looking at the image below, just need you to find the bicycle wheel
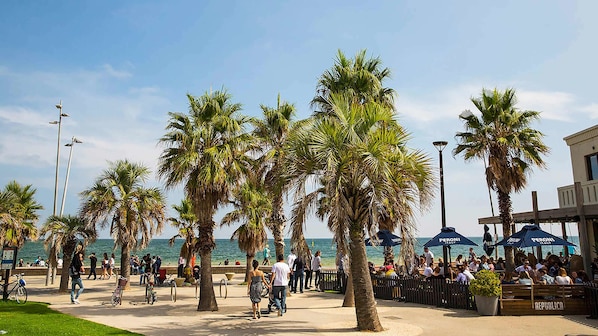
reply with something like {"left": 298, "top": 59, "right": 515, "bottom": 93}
{"left": 261, "top": 284, "right": 270, "bottom": 298}
{"left": 15, "top": 286, "right": 27, "bottom": 304}
{"left": 219, "top": 278, "right": 227, "bottom": 299}
{"left": 170, "top": 282, "right": 177, "bottom": 302}
{"left": 111, "top": 289, "right": 120, "bottom": 307}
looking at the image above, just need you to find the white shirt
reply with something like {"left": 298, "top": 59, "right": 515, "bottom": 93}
{"left": 555, "top": 275, "right": 572, "bottom": 285}
{"left": 312, "top": 255, "right": 321, "bottom": 271}
{"left": 423, "top": 250, "right": 434, "bottom": 266}
{"left": 271, "top": 261, "right": 291, "bottom": 286}
{"left": 515, "top": 265, "right": 532, "bottom": 273}
{"left": 463, "top": 269, "right": 475, "bottom": 281}
{"left": 287, "top": 253, "right": 297, "bottom": 270}
{"left": 423, "top": 266, "right": 433, "bottom": 277}
{"left": 468, "top": 261, "right": 479, "bottom": 272}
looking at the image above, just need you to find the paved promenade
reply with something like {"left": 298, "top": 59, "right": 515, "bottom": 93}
{"left": 21, "top": 274, "right": 598, "bottom": 336}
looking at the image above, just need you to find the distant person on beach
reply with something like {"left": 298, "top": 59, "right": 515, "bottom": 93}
{"left": 224, "top": 258, "right": 230, "bottom": 265}
{"left": 18, "top": 258, "right": 23, "bottom": 267}
{"left": 312, "top": 250, "right": 322, "bottom": 290}
{"left": 248, "top": 259, "right": 269, "bottom": 319}
{"left": 270, "top": 254, "right": 291, "bottom": 316}
{"left": 178, "top": 256, "right": 185, "bottom": 278}
{"left": 87, "top": 253, "right": 97, "bottom": 280}
{"left": 109, "top": 253, "right": 115, "bottom": 279}
{"left": 262, "top": 245, "right": 271, "bottom": 265}
{"left": 101, "top": 253, "right": 109, "bottom": 280}
{"left": 423, "top": 247, "right": 434, "bottom": 267}
{"left": 292, "top": 255, "right": 305, "bottom": 293}
{"left": 235, "top": 260, "right": 241, "bottom": 265}
{"left": 287, "top": 248, "right": 297, "bottom": 292}
{"left": 304, "top": 250, "right": 313, "bottom": 289}
{"left": 70, "top": 251, "right": 85, "bottom": 304}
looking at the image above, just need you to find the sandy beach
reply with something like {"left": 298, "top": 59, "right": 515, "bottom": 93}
{"left": 17, "top": 274, "right": 598, "bottom": 336}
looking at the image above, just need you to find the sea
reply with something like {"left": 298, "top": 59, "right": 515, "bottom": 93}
{"left": 15, "top": 235, "right": 580, "bottom": 268}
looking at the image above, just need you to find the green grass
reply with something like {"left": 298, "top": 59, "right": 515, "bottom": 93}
{"left": 0, "top": 301, "right": 141, "bottom": 335}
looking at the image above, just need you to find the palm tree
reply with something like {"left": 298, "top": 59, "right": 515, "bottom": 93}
{"left": 311, "top": 49, "right": 395, "bottom": 116}
{"left": 168, "top": 198, "right": 199, "bottom": 282}
{"left": 252, "top": 94, "right": 296, "bottom": 258}
{"left": 40, "top": 215, "right": 96, "bottom": 292}
{"left": 287, "top": 93, "right": 434, "bottom": 331}
{"left": 221, "top": 171, "right": 271, "bottom": 283}
{"left": 0, "top": 181, "right": 42, "bottom": 248}
{"left": 80, "top": 160, "right": 166, "bottom": 288}
{"left": 158, "top": 89, "right": 252, "bottom": 311}
{"left": 453, "top": 88, "right": 549, "bottom": 273}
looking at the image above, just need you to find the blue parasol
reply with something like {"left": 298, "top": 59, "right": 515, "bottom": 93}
{"left": 365, "top": 230, "right": 402, "bottom": 246}
{"left": 423, "top": 227, "right": 478, "bottom": 247}
{"left": 495, "top": 224, "right": 575, "bottom": 248}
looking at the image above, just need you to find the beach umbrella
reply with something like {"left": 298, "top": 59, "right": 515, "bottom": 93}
{"left": 423, "top": 227, "right": 478, "bottom": 248}
{"left": 495, "top": 224, "right": 576, "bottom": 248}
{"left": 365, "top": 230, "right": 402, "bottom": 246}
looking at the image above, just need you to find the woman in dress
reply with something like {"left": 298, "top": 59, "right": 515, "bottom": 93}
{"left": 555, "top": 267, "right": 573, "bottom": 284}
{"left": 247, "top": 259, "right": 269, "bottom": 319}
{"left": 109, "top": 253, "right": 116, "bottom": 279}
{"left": 101, "top": 253, "right": 109, "bottom": 280}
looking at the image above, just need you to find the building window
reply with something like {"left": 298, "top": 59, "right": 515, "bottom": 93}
{"left": 587, "top": 153, "right": 598, "bottom": 180}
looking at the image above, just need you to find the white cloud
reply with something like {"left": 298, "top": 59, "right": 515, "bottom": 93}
{"left": 102, "top": 64, "right": 132, "bottom": 79}
{"left": 517, "top": 90, "right": 576, "bottom": 121}
{"left": 580, "top": 103, "right": 598, "bottom": 119}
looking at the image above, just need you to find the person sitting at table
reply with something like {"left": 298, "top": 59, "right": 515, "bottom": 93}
{"left": 428, "top": 266, "right": 445, "bottom": 280}
{"left": 423, "top": 262, "right": 433, "bottom": 278}
{"left": 455, "top": 254, "right": 464, "bottom": 266}
{"left": 455, "top": 265, "right": 469, "bottom": 284}
{"left": 500, "top": 271, "right": 516, "bottom": 284}
{"left": 495, "top": 257, "right": 506, "bottom": 271}
{"left": 479, "top": 256, "right": 491, "bottom": 271}
{"left": 468, "top": 258, "right": 480, "bottom": 273}
{"left": 515, "top": 260, "right": 533, "bottom": 273}
{"left": 517, "top": 271, "right": 533, "bottom": 285}
{"left": 555, "top": 267, "right": 573, "bottom": 285}
{"left": 537, "top": 268, "right": 554, "bottom": 285}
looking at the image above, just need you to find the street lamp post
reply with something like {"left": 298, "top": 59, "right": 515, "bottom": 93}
{"left": 433, "top": 140, "right": 449, "bottom": 277}
{"left": 47, "top": 100, "right": 69, "bottom": 286}
{"left": 59, "top": 137, "right": 83, "bottom": 217}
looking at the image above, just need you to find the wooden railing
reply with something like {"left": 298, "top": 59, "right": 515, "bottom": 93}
{"left": 500, "top": 283, "right": 589, "bottom": 315}
{"left": 557, "top": 180, "right": 598, "bottom": 208}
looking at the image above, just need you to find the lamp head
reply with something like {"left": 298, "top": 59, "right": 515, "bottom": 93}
{"left": 433, "top": 141, "right": 448, "bottom": 152}
{"left": 73, "top": 137, "right": 82, "bottom": 144}
{"left": 459, "top": 110, "right": 474, "bottom": 119}
{"left": 55, "top": 104, "right": 62, "bottom": 109}
{"left": 60, "top": 113, "right": 69, "bottom": 117}
{"left": 49, "top": 121, "right": 59, "bottom": 125}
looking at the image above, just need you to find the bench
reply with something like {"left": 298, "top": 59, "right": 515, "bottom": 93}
{"left": 500, "top": 284, "right": 588, "bottom": 315}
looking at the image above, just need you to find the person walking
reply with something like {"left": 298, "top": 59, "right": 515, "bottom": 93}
{"left": 312, "top": 250, "right": 322, "bottom": 291}
{"left": 248, "top": 259, "right": 269, "bottom": 319}
{"left": 177, "top": 255, "right": 185, "bottom": 278}
{"left": 262, "top": 245, "right": 271, "bottom": 265}
{"left": 287, "top": 249, "right": 297, "bottom": 293}
{"left": 292, "top": 255, "right": 305, "bottom": 293}
{"left": 270, "top": 254, "right": 291, "bottom": 316}
{"left": 70, "top": 251, "right": 85, "bottom": 304}
{"left": 87, "top": 253, "right": 97, "bottom": 280}
{"left": 109, "top": 253, "right": 115, "bottom": 279}
{"left": 304, "top": 250, "right": 313, "bottom": 289}
{"left": 101, "top": 253, "right": 109, "bottom": 280}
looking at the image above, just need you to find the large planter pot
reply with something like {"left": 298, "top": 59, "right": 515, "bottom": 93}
{"left": 475, "top": 295, "right": 498, "bottom": 316}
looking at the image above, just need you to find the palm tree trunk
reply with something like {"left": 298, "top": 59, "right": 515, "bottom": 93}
{"left": 342, "top": 270, "right": 355, "bottom": 307}
{"left": 197, "top": 219, "right": 218, "bottom": 311}
{"left": 59, "top": 241, "right": 76, "bottom": 292}
{"left": 349, "top": 228, "right": 383, "bottom": 331}
{"left": 185, "top": 245, "right": 194, "bottom": 283}
{"left": 497, "top": 189, "right": 515, "bottom": 273}
{"left": 270, "top": 197, "right": 286, "bottom": 259}
{"left": 245, "top": 254, "right": 253, "bottom": 283}
{"left": 120, "top": 244, "right": 131, "bottom": 289}
{"left": 383, "top": 246, "right": 394, "bottom": 265}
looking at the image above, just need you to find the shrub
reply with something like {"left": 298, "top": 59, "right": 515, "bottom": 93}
{"left": 469, "top": 270, "right": 501, "bottom": 297}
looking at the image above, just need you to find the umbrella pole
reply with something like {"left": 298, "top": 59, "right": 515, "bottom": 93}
{"left": 448, "top": 246, "right": 453, "bottom": 281}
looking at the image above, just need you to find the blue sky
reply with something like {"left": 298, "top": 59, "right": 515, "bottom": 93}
{"left": 1, "top": 1, "right": 597, "bottom": 240}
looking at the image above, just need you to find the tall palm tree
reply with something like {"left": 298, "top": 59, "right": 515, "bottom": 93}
{"left": 252, "top": 94, "right": 296, "bottom": 258}
{"left": 311, "top": 49, "right": 395, "bottom": 116}
{"left": 158, "top": 89, "right": 252, "bottom": 311}
{"left": 221, "top": 171, "right": 271, "bottom": 283}
{"left": 453, "top": 88, "right": 549, "bottom": 273}
{"left": 40, "top": 215, "right": 96, "bottom": 292}
{"left": 80, "top": 160, "right": 166, "bottom": 288}
{"left": 168, "top": 198, "right": 199, "bottom": 282}
{"left": 0, "top": 181, "right": 42, "bottom": 248}
{"left": 287, "top": 93, "right": 434, "bottom": 331}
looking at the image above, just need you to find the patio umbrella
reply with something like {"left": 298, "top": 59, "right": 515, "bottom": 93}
{"left": 495, "top": 224, "right": 575, "bottom": 248}
{"left": 365, "top": 230, "right": 402, "bottom": 246}
{"left": 423, "top": 227, "right": 478, "bottom": 248}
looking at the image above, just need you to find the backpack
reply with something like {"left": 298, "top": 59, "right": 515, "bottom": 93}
{"left": 70, "top": 264, "right": 80, "bottom": 278}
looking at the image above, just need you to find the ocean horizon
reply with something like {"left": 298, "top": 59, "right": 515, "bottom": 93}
{"left": 16, "top": 235, "right": 580, "bottom": 269}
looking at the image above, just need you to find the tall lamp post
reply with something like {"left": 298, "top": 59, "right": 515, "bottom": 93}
{"left": 59, "top": 137, "right": 83, "bottom": 216}
{"left": 47, "top": 101, "right": 69, "bottom": 286}
{"left": 433, "top": 140, "right": 449, "bottom": 277}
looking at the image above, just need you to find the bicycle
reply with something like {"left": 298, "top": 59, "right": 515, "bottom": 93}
{"left": 157, "top": 273, "right": 177, "bottom": 302}
{"left": 144, "top": 272, "right": 177, "bottom": 304}
{"left": 2, "top": 273, "right": 27, "bottom": 303}
{"left": 110, "top": 276, "right": 128, "bottom": 307}
{"left": 145, "top": 278, "right": 157, "bottom": 305}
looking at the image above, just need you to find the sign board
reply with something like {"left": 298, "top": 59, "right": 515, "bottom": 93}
{"left": 1, "top": 247, "right": 16, "bottom": 270}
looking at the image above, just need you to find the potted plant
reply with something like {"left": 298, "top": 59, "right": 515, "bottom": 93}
{"left": 469, "top": 270, "right": 501, "bottom": 316}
